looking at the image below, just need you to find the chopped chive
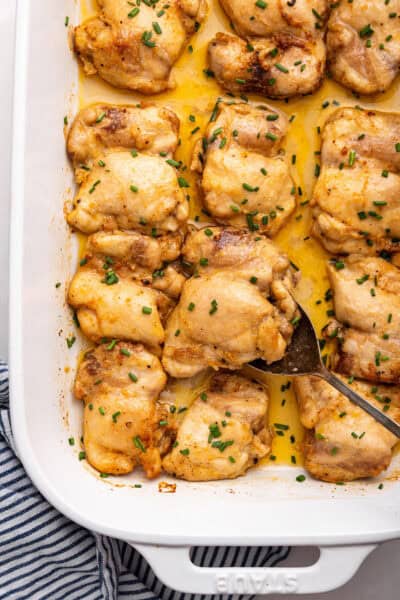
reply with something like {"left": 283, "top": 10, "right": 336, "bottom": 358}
{"left": 166, "top": 158, "right": 180, "bottom": 168}
{"left": 133, "top": 435, "right": 146, "bottom": 452}
{"left": 112, "top": 411, "right": 121, "bottom": 423}
{"left": 128, "top": 7, "right": 140, "bottom": 17}
{"left": 66, "top": 336, "right": 76, "bottom": 349}
{"left": 88, "top": 180, "right": 101, "bottom": 194}
{"left": 242, "top": 182, "right": 259, "bottom": 192}
{"left": 359, "top": 24, "right": 374, "bottom": 38}
{"left": 275, "top": 63, "right": 289, "bottom": 73}
{"left": 266, "top": 132, "right": 277, "bottom": 141}
{"left": 142, "top": 31, "right": 156, "bottom": 47}
{"left": 152, "top": 22, "right": 162, "bottom": 34}
{"left": 209, "top": 299, "right": 218, "bottom": 315}
{"left": 178, "top": 176, "right": 190, "bottom": 188}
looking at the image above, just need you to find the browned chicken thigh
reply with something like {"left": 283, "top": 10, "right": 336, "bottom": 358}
{"left": 67, "top": 104, "right": 180, "bottom": 181}
{"left": 74, "top": 0, "right": 208, "bottom": 93}
{"left": 295, "top": 376, "right": 400, "bottom": 482}
{"left": 75, "top": 342, "right": 167, "bottom": 477}
{"left": 67, "top": 149, "right": 189, "bottom": 235}
{"left": 68, "top": 231, "right": 184, "bottom": 353}
{"left": 208, "top": 0, "right": 330, "bottom": 98}
{"left": 66, "top": 105, "right": 188, "bottom": 236}
{"left": 327, "top": 256, "right": 400, "bottom": 384}
{"left": 162, "top": 227, "right": 299, "bottom": 378}
{"left": 191, "top": 102, "right": 295, "bottom": 235}
{"left": 327, "top": 0, "right": 400, "bottom": 95}
{"left": 161, "top": 372, "right": 272, "bottom": 481}
{"left": 312, "top": 107, "right": 400, "bottom": 256}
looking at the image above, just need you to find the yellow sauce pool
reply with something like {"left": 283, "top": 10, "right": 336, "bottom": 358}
{"left": 77, "top": 0, "right": 400, "bottom": 465}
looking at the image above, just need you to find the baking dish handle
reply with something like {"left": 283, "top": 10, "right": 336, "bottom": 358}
{"left": 131, "top": 543, "right": 376, "bottom": 595}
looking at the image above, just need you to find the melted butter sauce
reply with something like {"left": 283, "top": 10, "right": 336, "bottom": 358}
{"left": 78, "top": 0, "right": 400, "bottom": 466}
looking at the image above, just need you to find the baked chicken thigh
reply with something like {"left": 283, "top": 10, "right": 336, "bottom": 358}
{"left": 295, "top": 376, "right": 400, "bottom": 482}
{"left": 67, "top": 104, "right": 180, "bottom": 181}
{"left": 208, "top": 0, "right": 329, "bottom": 98}
{"left": 327, "top": 256, "right": 400, "bottom": 384}
{"left": 66, "top": 103, "right": 188, "bottom": 235}
{"left": 74, "top": 0, "right": 208, "bottom": 93}
{"left": 67, "top": 149, "right": 189, "bottom": 235}
{"left": 327, "top": 0, "right": 400, "bottom": 95}
{"left": 312, "top": 107, "right": 400, "bottom": 256}
{"left": 68, "top": 231, "right": 184, "bottom": 353}
{"left": 75, "top": 342, "right": 167, "bottom": 477}
{"left": 161, "top": 372, "right": 272, "bottom": 481}
{"left": 191, "top": 102, "right": 295, "bottom": 235}
{"left": 162, "top": 227, "right": 299, "bottom": 378}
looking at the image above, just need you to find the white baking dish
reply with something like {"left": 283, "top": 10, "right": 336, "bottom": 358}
{"left": 9, "top": 0, "right": 400, "bottom": 594}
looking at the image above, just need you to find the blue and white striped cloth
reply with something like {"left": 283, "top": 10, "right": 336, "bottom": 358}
{"left": 0, "top": 360, "right": 290, "bottom": 599}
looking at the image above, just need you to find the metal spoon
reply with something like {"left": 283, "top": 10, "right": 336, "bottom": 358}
{"left": 248, "top": 303, "right": 400, "bottom": 438}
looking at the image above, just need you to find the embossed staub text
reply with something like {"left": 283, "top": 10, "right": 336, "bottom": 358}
{"left": 215, "top": 571, "right": 299, "bottom": 594}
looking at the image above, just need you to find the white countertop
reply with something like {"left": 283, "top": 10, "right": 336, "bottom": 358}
{"left": 1, "top": 4, "right": 399, "bottom": 598}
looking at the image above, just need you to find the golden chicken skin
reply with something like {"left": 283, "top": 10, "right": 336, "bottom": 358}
{"left": 312, "top": 107, "right": 400, "bottom": 256}
{"left": 66, "top": 103, "right": 188, "bottom": 235}
{"left": 162, "top": 227, "right": 299, "bottom": 378}
{"left": 161, "top": 372, "right": 272, "bottom": 481}
{"left": 191, "top": 102, "right": 296, "bottom": 235}
{"left": 73, "top": 0, "right": 208, "bottom": 94}
{"left": 66, "top": 149, "right": 189, "bottom": 235}
{"left": 327, "top": 0, "right": 400, "bottom": 95}
{"left": 67, "top": 104, "right": 180, "bottom": 181}
{"left": 295, "top": 376, "right": 400, "bottom": 482}
{"left": 208, "top": 0, "right": 329, "bottom": 98}
{"left": 326, "top": 256, "right": 400, "bottom": 385}
{"left": 75, "top": 342, "right": 167, "bottom": 477}
{"left": 68, "top": 231, "right": 184, "bottom": 354}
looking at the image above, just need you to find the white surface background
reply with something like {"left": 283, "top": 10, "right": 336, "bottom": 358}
{"left": 1, "top": 3, "right": 399, "bottom": 598}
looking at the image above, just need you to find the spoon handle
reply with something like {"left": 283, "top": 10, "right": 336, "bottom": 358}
{"left": 320, "top": 369, "right": 400, "bottom": 439}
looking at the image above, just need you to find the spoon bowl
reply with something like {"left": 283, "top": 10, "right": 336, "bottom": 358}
{"left": 248, "top": 303, "right": 400, "bottom": 439}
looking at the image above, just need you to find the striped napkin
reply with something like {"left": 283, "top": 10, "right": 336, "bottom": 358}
{"left": 0, "top": 360, "right": 290, "bottom": 599}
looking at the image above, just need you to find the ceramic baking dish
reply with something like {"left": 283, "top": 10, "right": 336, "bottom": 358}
{"left": 9, "top": 0, "right": 400, "bottom": 594}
